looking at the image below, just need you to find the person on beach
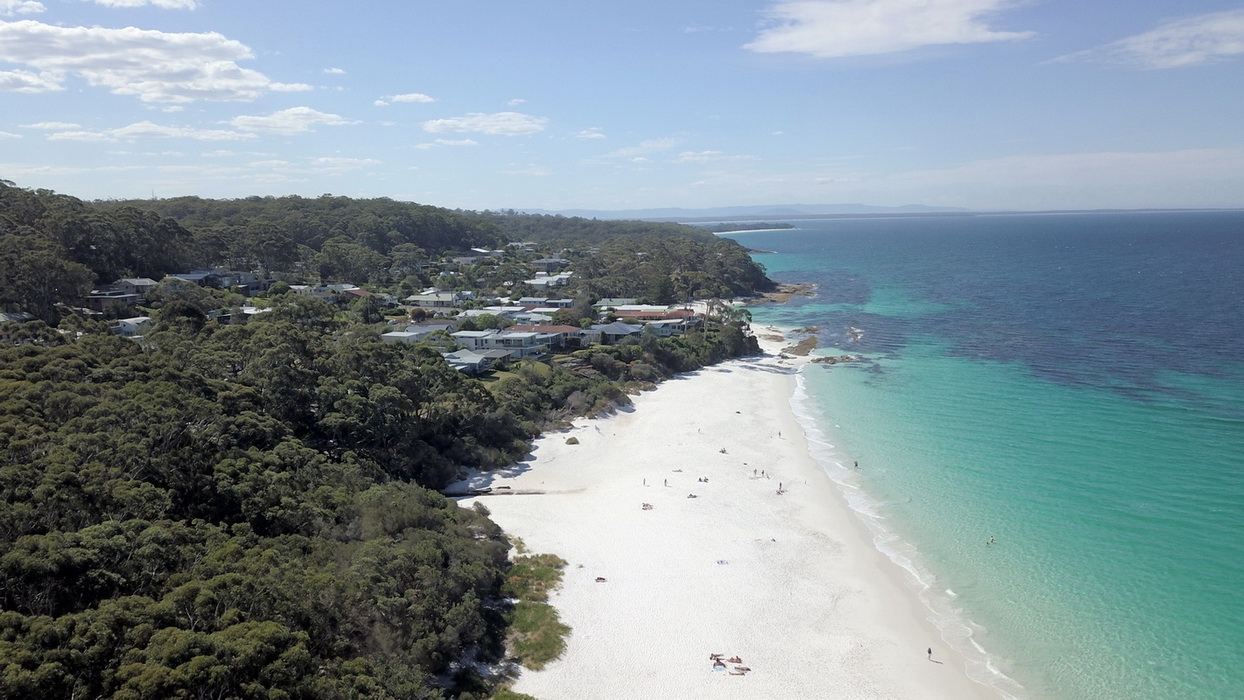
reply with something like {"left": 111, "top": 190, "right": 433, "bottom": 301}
{"left": 927, "top": 647, "right": 932, "bottom": 660}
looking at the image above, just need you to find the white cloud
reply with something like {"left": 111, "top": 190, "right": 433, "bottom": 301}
{"left": 0, "top": 19, "right": 310, "bottom": 102}
{"left": 507, "top": 98, "right": 526, "bottom": 106}
{"left": 1053, "top": 10, "right": 1244, "bottom": 69}
{"left": 21, "top": 121, "right": 80, "bottom": 129}
{"left": 673, "top": 150, "right": 757, "bottom": 163}
{"left": 414, "top": 138, "right": 479, "bottom": 150}
{"left": 375, "top": 92, "right": 435, "bottom": 107}
{"left": 323, "top": 67, "right": 346, "bottom": 75}
{"left": 86, "top": 1, "right": 199, "bottom": 8}
{"left": 573, "top": 128, "right": 607, "bottom": 140}
{"left": 0, "top": 68, "right": 59, "bottom": 92}
{"left": 745, "top": 0, "right": 1033, "bottom": 58}
{"left": 228, "top": 107, "right": 358, "bottom": 135}
{"left": 423, "top": 111, "right": 548, "bottom": 135}
{"left": 1, "top": 1, "right": 44, "bottom": 16}
{"left": 0, "top": 130, "right": 21, "bottom": 138}
{"left": 606, "top": 137, "right": 678, "bottom": 158}
{"left": 47, "top": 120, "right": 256, "bottom": 142}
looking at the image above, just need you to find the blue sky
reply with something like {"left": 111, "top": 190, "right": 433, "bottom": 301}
{"left": 2, "top": 0, "right": 1243, "bottom": 211}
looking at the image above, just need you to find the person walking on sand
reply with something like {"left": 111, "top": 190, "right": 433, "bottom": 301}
{"left": 927, "top": 647, "right": 932, "bottom": 660}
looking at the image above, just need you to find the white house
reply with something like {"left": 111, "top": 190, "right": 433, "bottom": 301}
{"left": 405, "top": 290, "right": 469, "bottom": 308}
{"left": 114, "top": 316, "right": 152, "bottom": 338}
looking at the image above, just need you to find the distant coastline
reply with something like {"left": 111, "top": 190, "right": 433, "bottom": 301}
{"left": 690, "top": 222, "right": 796, "bottom": 233}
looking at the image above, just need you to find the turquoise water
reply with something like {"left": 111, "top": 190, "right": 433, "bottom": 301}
{"left": 728, "top": 212, "right": 1244, "bottom": 699}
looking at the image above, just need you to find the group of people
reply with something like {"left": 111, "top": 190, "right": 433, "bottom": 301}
{"left": 709, "top": 653, "right": 750, "bottom": 676}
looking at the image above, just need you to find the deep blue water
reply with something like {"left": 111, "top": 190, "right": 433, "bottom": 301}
{"left": 727, "top": 211, "right": 1244, "bottom": 699}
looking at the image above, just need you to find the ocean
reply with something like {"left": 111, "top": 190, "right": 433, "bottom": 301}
{"left": 725, "top": 211, "right": 1244, "bottom": 699}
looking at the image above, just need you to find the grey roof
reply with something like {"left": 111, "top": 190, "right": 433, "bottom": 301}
{"left": 591, "top": 322, "right": 643, "bottom": 335}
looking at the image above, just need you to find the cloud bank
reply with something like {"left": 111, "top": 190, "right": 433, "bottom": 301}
{"left": 0, "top": 19, "right": 308, "bottom": 102}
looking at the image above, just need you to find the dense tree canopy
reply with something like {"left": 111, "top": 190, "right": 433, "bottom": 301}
{"left": 0, "top": 180, "right": 769, "bottom": 697}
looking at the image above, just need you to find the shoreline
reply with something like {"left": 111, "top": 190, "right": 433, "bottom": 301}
{"left": 460, "top": 334, "right": 1003, "bottom": 699}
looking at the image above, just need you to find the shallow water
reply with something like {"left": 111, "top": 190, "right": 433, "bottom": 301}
{"left": 729, "top": 211, "right": 1244, "bottom": 699}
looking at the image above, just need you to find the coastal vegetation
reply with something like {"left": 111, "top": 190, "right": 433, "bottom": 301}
{"left": 0, "top": 179, "right": 772, "bottom": 698}
{"left": 499, "top": 541, "right": 569, "bottom": 673}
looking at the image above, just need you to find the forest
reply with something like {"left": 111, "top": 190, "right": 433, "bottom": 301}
{"left": 0, "top": 180, "right": 771, "bottom": 698}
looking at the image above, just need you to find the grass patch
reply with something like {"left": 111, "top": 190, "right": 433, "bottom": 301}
{"left": 501, "top": 546, "right": 570, "bottom": 672}
{"left": 508, "top": 600, "right": 569, "bottom": 671}
{"left": 491, "top": 690, "right": 539, "bottom": 700}
{"left": 503, "top": 553, "right": 567, "bottom": 602}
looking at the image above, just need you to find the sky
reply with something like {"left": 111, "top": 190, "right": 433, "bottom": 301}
{"left": 2, "top": 0, "right": 1243, "bottom": 212}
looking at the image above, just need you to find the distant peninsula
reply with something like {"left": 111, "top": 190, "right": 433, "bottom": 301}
{"left": 513, "top": 202, "right": 968, "bottom": 221}
{"left": 692, "top": 222, "right": 796, "bottom": 233}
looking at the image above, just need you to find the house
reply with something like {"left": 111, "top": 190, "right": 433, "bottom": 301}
{"left": 612, "top": 307, "right": 698, "bottom": 321}
{"left": 592, "top": 298, "right": 640, "bottom": 310}
{"left": 166, "top": 271, "right": 217, "bottom": 286}
{"left": 0, "top": 312, "right": 36, "bottom": 324}
{"left": 112, "top": 277, "right": 160, "bottom": 298}
{"left": 0, "top": 312, "right": 37, "bottom": 344}
{"left": 450, "top": 329, "right": 549, "bottom": 359}
{"left": 511, "top": 311, "right": 554, "bottom": 325}
{"left": 83, "top": 289, "right": 143, "bottom": 312}
{"left": 166, "top": 269, "right": 265, "bottom": 294}
{"left": 590, "top": 321, "right": 643, "bottom": 344}
{"left": 380, "top": 322, "right": 453, "bottom": 343}
{"left": 442, "top": 349, "right": 490, "bottom": 375}
{"left": 113, "top": 316, "right": 152, "bottom": 338}
{"left": 473, "top": 305, "right": 528, "bottom": 319}
{"left": 405, "top": 290, "right": 470, "bottom": 309}
{"left": 289, "top": 283, "right": 359, "bottom": 302}
{"left": 523, "top": 272, "right": 573, "bottom": 289}
{"left": 507, "top": 324, "right": 600, "bottom": 350}
{"left": 478, "top": 349, "right": 513, "bottom": 365}
{"left": 530, "top": 257, "right": 569, "bottom": 272}
{"left": 644, "top": 319, "right": 689, "bottom": 337}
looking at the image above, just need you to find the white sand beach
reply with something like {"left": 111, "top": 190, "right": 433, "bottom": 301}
{"left": 462, "top": 335, "right": 1001, "bottom": 699}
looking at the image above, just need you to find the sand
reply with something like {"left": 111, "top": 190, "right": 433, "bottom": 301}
{"left": 460, "top": 336, "right": 1002, "bottom": 699}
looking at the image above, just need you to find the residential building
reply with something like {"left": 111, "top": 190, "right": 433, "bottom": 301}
{"left": 450, "top": 329, "right": 549, "bottom": 359}
{"left": 113, "top": 316, "right": 152, "bottom": 338}
{"left": 590, "top": 321, "right": 644, "bottom": 344}
{"left": 405, "top": 290, "right": 470, "bottom": 308}
{"left": 112, "top": 277, "right": 160, "bottom": 298}
{"left": 530, "top": 257, "right": 569, "bottom": 272}
{"left": 507, "top": 324, "right": 600, "bottom": 349}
